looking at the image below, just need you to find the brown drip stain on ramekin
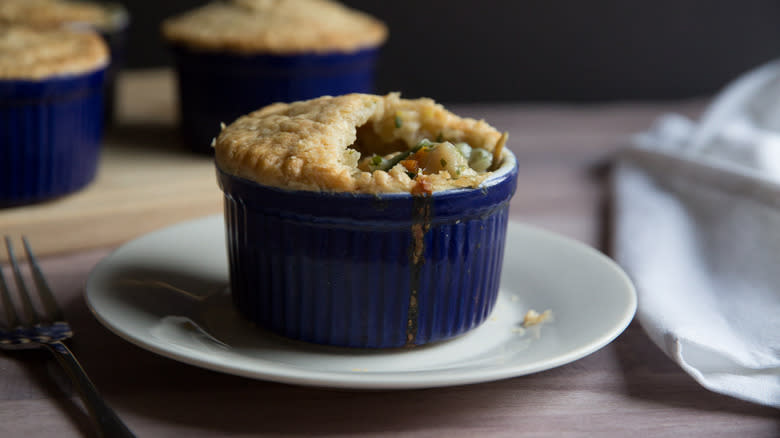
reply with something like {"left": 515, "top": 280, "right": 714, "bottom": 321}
{"left": 406, "top": 192, "right": 432, "bottom": 347}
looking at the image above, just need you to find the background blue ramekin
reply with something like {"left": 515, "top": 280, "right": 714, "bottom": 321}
{"left": 217, "top": 150, "right": 518, "bottom": 348}
{"left": 0, "top": 68, "right": 106, "bottom": 207}
{"left": 170, "top": 46, "right": 380, "bottom": 153}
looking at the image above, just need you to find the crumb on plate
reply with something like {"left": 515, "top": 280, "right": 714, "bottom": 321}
{"left": 522, "top": 309, "right": 552, "bottom": 327}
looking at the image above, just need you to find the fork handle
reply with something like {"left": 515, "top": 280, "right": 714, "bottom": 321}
{"left": 44, "top": 342, "right": 136, "bottom": 438}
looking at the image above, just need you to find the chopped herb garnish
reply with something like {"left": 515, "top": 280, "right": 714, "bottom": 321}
{"left": 367, "top": 155, "right": 389, "bottom": 171}
{"left": 436, "top": 132, "right": 444, "bottom": 142}
{"left": 395, "top": 115, "right": 402, "bottom": 129}
{"left": 440, "top": 158, "right": 447, "bottom": 168}
{"left": 377, "top": 139, "right": 433, "bottom": 172}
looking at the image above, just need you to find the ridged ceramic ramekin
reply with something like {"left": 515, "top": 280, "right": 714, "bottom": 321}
{"left": 170, "top": 46, "right": 379, "bottom": 154}
{"left": 0, "top": 68, "right": 106, "bottom": 207}
{"left": 217, "top": 150, "right": 518, "bottom": 348}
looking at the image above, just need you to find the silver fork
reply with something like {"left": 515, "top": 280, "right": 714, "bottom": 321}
{"left": 0, "top": 237, "right": 135, "bottom": 438}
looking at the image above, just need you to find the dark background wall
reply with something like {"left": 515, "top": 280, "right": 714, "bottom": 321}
{"left": 118, "top": 0, "right": 780, "bottom": 102}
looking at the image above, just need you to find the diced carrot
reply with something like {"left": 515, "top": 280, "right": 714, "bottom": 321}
{"left": 401, "top": 159, "right": 419, "bottom": 173}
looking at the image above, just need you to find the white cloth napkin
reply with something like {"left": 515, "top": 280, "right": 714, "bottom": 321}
{"left": 613, "top": 60, "right": 780, "bottom": 408}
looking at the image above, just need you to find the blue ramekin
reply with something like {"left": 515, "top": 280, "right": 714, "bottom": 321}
{"left": 217, "top": 150, "right": 518, "bottom": 348}
{"left": 0, "top": 68, "right": 106, "bottom": 207}
{"left": 170, "top": 46, "right": 380, "bottom": 153}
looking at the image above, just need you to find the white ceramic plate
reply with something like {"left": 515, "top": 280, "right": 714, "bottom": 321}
{"left": 85, "top": 215, "right": 636, "bottom": 389}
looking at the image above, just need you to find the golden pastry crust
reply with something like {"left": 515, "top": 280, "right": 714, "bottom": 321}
{"left": 215, "top": 93, "right": 506, "bottom": 194}
{"left": 162, "top": 0, "right": 387, "bottom": 54}
{"left": 0, "top": 25, "right": 109, "bottom": 80}
{"left": 0, "top": 0, "right": 114, "bottom": 30}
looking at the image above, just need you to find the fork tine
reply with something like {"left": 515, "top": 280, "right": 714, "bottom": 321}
{"left": 0, "top": 261, "right": 20, "bottom": 330}
{"left": 5, "top": 236, "right": 41, "bottom": 325}
{"left": 22, "top": 237, "right": 64, "bottom": 322}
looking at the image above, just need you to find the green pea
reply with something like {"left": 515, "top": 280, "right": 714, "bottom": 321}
{"left": 468, "top": 148, "right": 493, "bottom": 172}
{"left": 454, "top": 142, "right": 472, "bottom": 160}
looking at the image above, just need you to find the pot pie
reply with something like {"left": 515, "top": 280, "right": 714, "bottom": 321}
{"left": 0, "top": 24, "right": 108, "bottom": 206}
{"left": 215, "top": 93, "right": 508, "bottom": 194}
{"left": 0, "top": 0, "right": 119, "bottom": 31}
{"left": 0, "top": 24, "right": 108, "bottom": 79}
{"left": 162, "top": 0, "right": 387, "bottom": 54}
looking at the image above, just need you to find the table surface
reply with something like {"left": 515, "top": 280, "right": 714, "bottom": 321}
{"left": 1, "top": 70, "right": 777, "bottom": 437}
